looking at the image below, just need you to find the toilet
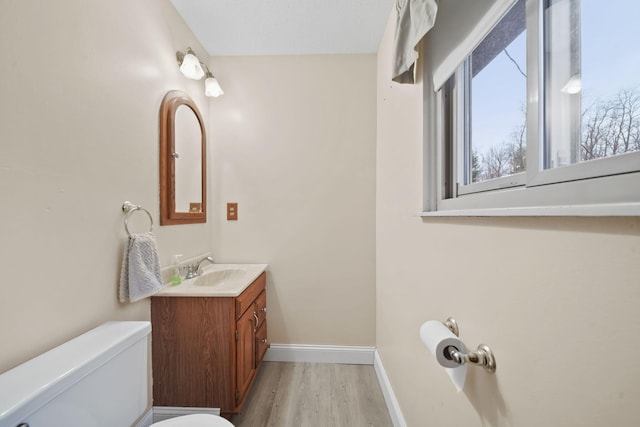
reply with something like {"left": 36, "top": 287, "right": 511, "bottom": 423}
{"left": 0, "top": 321, "right": 234, "bottom": 427}
{"left": 153, "top": 414, "right": 233, "bottom": 426}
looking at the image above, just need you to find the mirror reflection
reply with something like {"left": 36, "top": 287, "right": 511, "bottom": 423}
{"left": 174, "top": 105, "right": 203, "bottom": 213}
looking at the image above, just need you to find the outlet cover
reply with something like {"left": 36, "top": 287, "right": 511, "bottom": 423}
{"left": 227, "top": 203, "right": 238, "bottom": 220}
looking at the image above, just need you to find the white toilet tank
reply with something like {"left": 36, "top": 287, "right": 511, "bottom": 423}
{"left": 0, "top": 321, "right": 151, "bottom": 427}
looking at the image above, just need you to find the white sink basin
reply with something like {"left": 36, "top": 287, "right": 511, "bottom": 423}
{"left": 157, "top": 263, "right": 267, "bottom": 297}
{"left": 194, "top": 268, "right": 251, "bottom": 287}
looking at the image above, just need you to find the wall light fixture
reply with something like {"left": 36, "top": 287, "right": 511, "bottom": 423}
{"left": 176, "top": 47, "right": 224, "bottom": 97}
{"left": 177, "top": 47, "right": 204, "bottom": 80}
{"left": 204, "top": 71, "right": 224, "bottom": 97}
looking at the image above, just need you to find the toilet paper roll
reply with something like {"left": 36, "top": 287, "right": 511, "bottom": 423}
{"left": 420, "top": 320, "right": 468, "bottom": 391}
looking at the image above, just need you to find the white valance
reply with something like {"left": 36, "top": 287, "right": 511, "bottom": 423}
{"left": 392, "top": 0, "right": 438, "bottom": 84}
{"left": 429, "top": 0, "right": 516, "bottom": 90}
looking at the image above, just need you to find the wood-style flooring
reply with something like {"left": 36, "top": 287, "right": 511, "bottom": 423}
{"left": 231, "top": 362, "right": 393, "bottom": 427}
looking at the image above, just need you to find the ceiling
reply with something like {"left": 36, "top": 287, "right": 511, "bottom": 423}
{"left": 170, "top": 0, "right": 395, "bottom": 56}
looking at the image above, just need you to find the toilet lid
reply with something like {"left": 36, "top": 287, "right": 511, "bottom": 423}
{"left": 151, "top": 414, "right": 234, "bottom": 427}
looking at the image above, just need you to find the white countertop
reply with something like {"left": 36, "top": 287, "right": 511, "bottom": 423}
{"left": 156, "top": 263, "right": 268, "bottom": 297}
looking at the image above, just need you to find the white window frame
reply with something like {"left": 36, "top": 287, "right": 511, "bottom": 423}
{"left": 456, "top": 58, "right": 527, "bottom": 197}
{"left": 422, "top": 0, "right": 640, "bottom": 217}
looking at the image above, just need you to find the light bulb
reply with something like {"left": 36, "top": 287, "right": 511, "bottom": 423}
{"left": 179, "top": 50, "right": 205, "bottom": 80}
{"left": 205, "top": 75, "right": 224, "bottom": 97}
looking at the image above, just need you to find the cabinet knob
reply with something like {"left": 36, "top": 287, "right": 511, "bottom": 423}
{"left": 261, "top": 339, "right": 268, "bottom": 344}
{"left": 261, "top": 306, "right": 267, "bottom": 313}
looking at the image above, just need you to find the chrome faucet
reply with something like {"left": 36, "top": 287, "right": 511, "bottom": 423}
{"left": 193, "top": 256, "right": 213, "bottom": 276}
{"left": 184, "top": 256, "right": 215, "bottom": 279}
{"left": 184, "top": 256, "right": 213, "bottom": 279}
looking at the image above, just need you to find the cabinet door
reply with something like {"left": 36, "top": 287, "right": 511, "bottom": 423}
{"left": 255, "top": 290, "right": 268, "bottom": 365}
{"left": 255, "top": 290, "right": 267, "bottom": 326}
{"left": 255, "top": 320, "right": 268, "bottom": 365}
{"left": 236, "top": 304, "right": 256, "bottom": 404}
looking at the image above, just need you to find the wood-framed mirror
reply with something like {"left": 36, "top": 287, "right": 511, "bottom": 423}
{"left": 159, "top": 90, "right": 206, "bottom": 225}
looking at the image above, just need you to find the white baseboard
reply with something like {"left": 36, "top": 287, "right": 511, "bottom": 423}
{"left": 264, "top": 344, "right": 375, "bottom": 365}
{"left": 152, "top": 406, "right": 221, "bottom": 423}
{"left": 135, "top": 409, "right": 153, "bottom": 427}
{"left": 374, "top": 350, "right": 407, "bottom": 427}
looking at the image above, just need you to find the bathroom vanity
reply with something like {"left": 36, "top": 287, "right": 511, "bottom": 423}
{"left": 150, "top": 264, "right": 268, "bottom": 417}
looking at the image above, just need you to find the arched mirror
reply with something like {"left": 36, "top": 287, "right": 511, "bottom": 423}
{"left": 159, "top": 90, "right": 206, "bottom": 225}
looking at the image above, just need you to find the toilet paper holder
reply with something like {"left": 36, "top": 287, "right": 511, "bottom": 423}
{"left": 443, "top": 317, "right": 496, "bottom": 373}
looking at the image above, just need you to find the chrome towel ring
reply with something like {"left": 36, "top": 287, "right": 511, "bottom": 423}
{"left": 122, "top": 201, "right": 153, "bottom": 237}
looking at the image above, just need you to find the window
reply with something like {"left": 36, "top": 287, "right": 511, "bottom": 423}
{"left": 468, "top": 0, "right": 526, "bottom": 186}
{"left": 543, "top": 0, "right": 640, "bottom": 174}
{"left": 426, "top": 0, "right": 640, "bottom": 215}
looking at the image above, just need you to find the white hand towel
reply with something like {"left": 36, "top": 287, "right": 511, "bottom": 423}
{"left": 119, "top": 232, "right": 163, "bottom": 303}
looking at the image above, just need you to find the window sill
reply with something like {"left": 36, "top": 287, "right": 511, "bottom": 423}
{"left": 418, "top": 203, "right": 640, "bottom": 217}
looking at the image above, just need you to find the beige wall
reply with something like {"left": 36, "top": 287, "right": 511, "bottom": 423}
{"left": 0, "top": 0, "right": 213, "bottom": 372}
{"left": 0, "top": 1, "right": 376, "bottom": 372}
{"left": 209, "top": 55, "right": 377, "bottom": 346}
{"left": 376, "top": 8, "right": 640, "bottom": 427}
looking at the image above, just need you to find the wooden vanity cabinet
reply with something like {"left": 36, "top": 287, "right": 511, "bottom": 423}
{"left": 151, "top": 272, "right": 268, "bottom": 416}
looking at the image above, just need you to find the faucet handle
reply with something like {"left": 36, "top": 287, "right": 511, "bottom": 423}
{"left": 184, "top": 264, "right": 196, "bottom": 279}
